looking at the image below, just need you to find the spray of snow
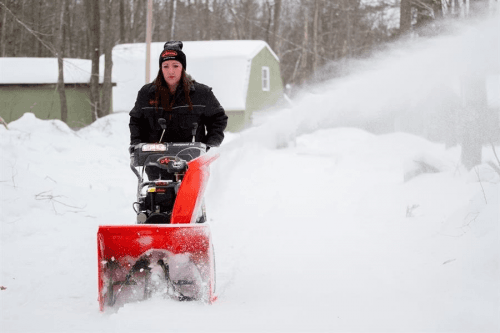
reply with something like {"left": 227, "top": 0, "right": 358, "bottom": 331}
{"left": 246, "top": 11, "right": 499, "bottom": 150}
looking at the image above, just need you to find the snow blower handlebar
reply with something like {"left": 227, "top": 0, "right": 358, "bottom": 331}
{"left": 191, "top": 123, "right": 198, "bottom": 142}
{"left": 158, "top": 118, "right": 167, "bottom": 143}
{"left": 159, "top": 118, "right": 198, "bottom": 144}
{"left": 130, "top": 143, "right": 207, "bottom": 168}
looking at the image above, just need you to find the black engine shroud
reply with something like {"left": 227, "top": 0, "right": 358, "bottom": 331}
{"left": 130, "top": 142, "right": 207, "bottom": 224}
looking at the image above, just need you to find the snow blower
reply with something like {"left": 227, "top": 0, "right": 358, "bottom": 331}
{"left": 97, "top": 119, "right": 218, "bottom": 311}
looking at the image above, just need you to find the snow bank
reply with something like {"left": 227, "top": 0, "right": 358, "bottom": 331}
{"left": 1, "top": 104, "right": 498, "bottom": 333}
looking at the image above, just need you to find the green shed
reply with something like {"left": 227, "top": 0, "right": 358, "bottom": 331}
{"left": 111, "top": 40, "right": 285, "bottom": 132}
{"left": 0, "top": 58, "right": 111, "bottom": 128}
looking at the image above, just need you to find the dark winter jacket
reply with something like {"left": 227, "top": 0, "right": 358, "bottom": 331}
{"left": 129, "top": 81, "right": 228, "bottom": 146}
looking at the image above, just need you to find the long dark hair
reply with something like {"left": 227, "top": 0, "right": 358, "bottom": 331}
{"left": 153, "top": 68, "right": 193, "bottom": 112}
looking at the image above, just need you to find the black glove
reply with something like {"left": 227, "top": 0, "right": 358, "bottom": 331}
{"left": 128, "top": 145, "right": 135, "bottom": 154}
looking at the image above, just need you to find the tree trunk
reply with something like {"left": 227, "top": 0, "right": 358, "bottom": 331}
{"left": 265, "top": 1, "right": 272, "bottom": 44}
{"left": 270, "top": 0, "right": 281, "bottom": 51}
{"left": 227, "top": 1, "right": 241, "bottom": 40}
{"left": 101, "top": 0, "right": 114, "bottom": 117}
{"left": 64, "top": 0, "right": 71, "bottom": 57}
{"left": 415, "top": 0, "right": 442, "bottom": 29}
{"left": 300, "top": 6, "right": 309, "bottom": 85}
{"left": 85, "top": 0, "right": 101, "bottom": 121}
{"left": 35, "top": 0, "right": 43, "bottom": 56}
{"left": 119, "top": 0, "right": 125, "bottom": 43}
{"left": 54, "top": 0, "right": 68, "bottom": 123}
{"left": 203, "top": 0, "right": 212, "bottom": 40}
{"left": 187, "top": 0, "right": 195, "bottom": 40}
{"left": 312, "top": 0, "right": 319, "bottom": 73}
{"left": 400, "top": 0, "right": 412, "bottom": 34}
{"left": 8, "top": 1, "right": 15, "bottom": 56}
{"left": 342, "top": 0, "right": 352, "bottom": 58}
{"left": 132, "top": 0, "right": 143, "bottom": 42}
{"left": 0, "top": 4, "right": 6, "bottom": 57}
{"left": 18, "top": 0, "right": 25, "bottom": 56}
{"left": 153, "top": 0, "right": 161, "bottom": 41}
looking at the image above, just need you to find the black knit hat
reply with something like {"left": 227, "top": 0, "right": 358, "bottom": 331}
{"left": 159, "top": 41, "right": 186, "bottom": 70}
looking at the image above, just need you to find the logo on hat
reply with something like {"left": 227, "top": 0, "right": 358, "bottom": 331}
{"left": 162, "top": 50, "right": 178, "bottom": 57}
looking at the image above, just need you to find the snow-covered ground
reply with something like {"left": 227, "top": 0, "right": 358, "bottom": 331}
{"left": 1, "top": 111, "right": 498, "bottom": 332}
{"left": 1, "top": 12, "right": 499, "bottom": 333}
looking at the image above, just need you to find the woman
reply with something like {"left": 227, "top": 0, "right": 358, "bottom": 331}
{"left": 129, "top": 41, "right": 228, "bottom": 148}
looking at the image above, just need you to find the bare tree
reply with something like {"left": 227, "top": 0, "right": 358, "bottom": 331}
{"left": 312, "top": 0, "right": 319, "bottom": 72}
{"left": 132, "top": 0, "right": 144, "bottom": 42}
{"left": 101, "top": 0, "right": 115, "bottom": 117}
{"left": 64, "top": 0, "right": 71, "bottom": 57}
{"left": 400, "top": 0, "right": 412, "bottom": 34}
{"left": 270, "top": 0, "right": 281, "bottom": 51}
{"left": 202, "top": 0, "right": 212, "bottom": 40}
{"left": 84, "top": 0, "right": 101, "bottom": 121}
{"left": 54, "top": 0, "right": 68, "bottom": 123}
{"left": 226, "top": 0, "right": 242, "bottom": 39}
{"left": 152, "top": 0, "right": 161, "bottom": 41}
{"left": 299, "top": 4, "right": 309, "bottom": 85}
{"left": 119, "top": 0, "right": 125, "bottom": 43}
{"left": 415, "top": 0, "right": 443, "bottom": 30}
{"left": 0, "top": 1, "right": 7, "bottom": 57}
{"left": 264, "top": 0, "right": 273, "bottom": 43}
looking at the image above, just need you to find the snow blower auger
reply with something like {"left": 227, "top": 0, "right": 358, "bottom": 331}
{"left": 97, "top": 118, "right": 218, "bottom": 311}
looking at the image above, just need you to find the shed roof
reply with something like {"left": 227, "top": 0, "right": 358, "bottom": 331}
{"left": 110, "top": 40, "right": 279, "bottom": 112}
{"left": 0, "top": 58, "right": 101, "bottom": 84}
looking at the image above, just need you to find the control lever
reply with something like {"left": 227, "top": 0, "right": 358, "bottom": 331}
{"left": 191, "top": 122, "right": 198, "bottom": 142}
{"left": 158, "top": 118, "right": 167, "bottom": 143}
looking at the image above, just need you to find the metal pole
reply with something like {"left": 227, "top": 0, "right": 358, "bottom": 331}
{"left": 145, "top": 0, "right": 153, "bottom": 83}
{"left": 171, "top": 0, "right": 177, "bottom": 39}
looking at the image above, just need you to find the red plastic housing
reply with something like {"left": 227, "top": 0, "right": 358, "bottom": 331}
{"left": 171, "top": 152, "right": 219, "bottom": 224}
{"left": 97, "top": 224, "right": 215, "bottom": 311}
